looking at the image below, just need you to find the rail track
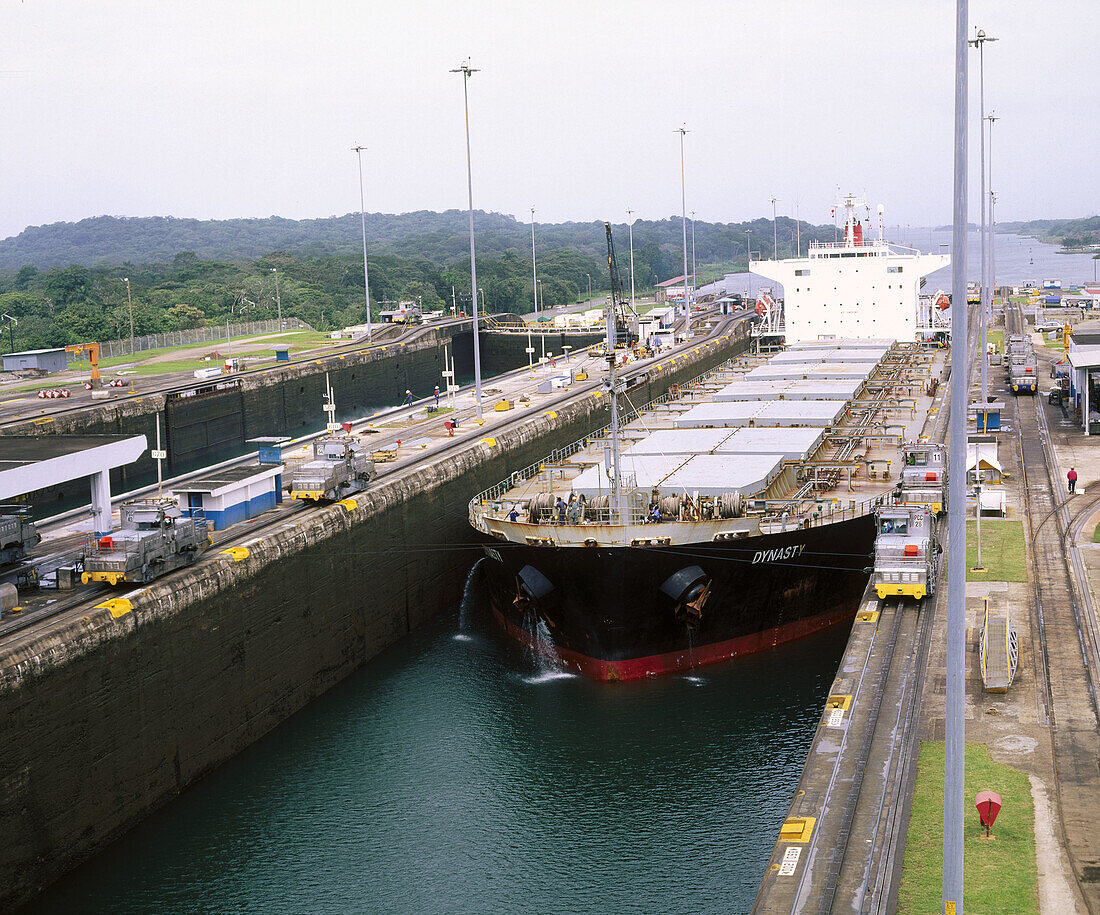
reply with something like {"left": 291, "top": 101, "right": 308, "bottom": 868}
{"left": 1007, "top": 302, "right": 1100, "bottom": 912}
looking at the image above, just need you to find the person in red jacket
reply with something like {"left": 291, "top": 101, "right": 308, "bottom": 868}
{"left": 1068, "top": 467, "right": 1078, "bottom": 493}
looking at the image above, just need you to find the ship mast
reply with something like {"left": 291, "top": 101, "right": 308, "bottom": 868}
{"left": 604, "top": 223, "right": 627, "bottom": 522}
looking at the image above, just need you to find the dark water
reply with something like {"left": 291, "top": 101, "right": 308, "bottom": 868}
{"left": 25, "top": 567, "right": 849, "bottom": 914}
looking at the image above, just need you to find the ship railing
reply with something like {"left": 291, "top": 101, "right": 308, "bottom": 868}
{"left": 470, "top": 359, "right": 738, "bottom": 514}
{"left": 756, "top": 491, "right": 896, "bottom": 531}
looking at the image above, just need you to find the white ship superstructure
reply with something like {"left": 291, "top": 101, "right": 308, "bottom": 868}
{"left": 751, "top": 194, "right": 949, "bottom": 344}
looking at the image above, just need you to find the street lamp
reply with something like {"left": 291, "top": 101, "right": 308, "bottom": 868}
{"left": 531, "top": 206, "right": 544, "bottom": 361}
{"left": 123, "top": 277, "right": 135, "bottom": 356}
{"left": 352, "top": 145, "right": 373, "bottom": 341}
{"left": 690, "top": 210, "right": 697, "bottom": 298}
{"left": 986, "top": 112, "right": 999, "bottom": 318}
{"left": 676, "top": 124, "right": 690, "bottom": 312}
{"left": 451, "top": 59, "right": 484, "bottom": 420}
{"left": 626, "top": 209, "right": 637, "bottom": 310}
{"left": 746, "top": 230, "right": 753, "bottom": 299}
{"left": 969, "top": 27, "right": 997, "bottom": 406}
{"left": 770, "top": 196, "right": 779, "bottom": 259}
{"left": 1, "top": 313, "right": 16, "bottom": 354}
{"left": 271, "top": 267, "right": 282, "bottom": 329}
{"left": 586, "top": 273, "right": 592, "bottom": 301}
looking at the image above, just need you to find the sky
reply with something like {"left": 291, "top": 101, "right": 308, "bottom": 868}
{"left": 0, "top": 0, "right": 1096, "bottom": 242}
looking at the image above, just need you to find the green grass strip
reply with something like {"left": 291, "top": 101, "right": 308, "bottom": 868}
{"left": 966, "top": 519, "right": 1028, "bottom": 581}
{"left": 898, "top": 741, "right": 1038, "bottom": 914}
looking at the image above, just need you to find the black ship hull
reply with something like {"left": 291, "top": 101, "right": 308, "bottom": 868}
{"left": 480, "top": 514, "right": 877, "bottom": 680}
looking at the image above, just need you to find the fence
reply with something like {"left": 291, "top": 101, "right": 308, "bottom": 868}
{"left": 82, "top": 318, "right": 315, "bottom": 361}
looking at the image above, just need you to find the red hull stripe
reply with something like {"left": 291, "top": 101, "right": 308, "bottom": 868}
{"left": 493, "top": 604, "right": 857, "bottom": 682}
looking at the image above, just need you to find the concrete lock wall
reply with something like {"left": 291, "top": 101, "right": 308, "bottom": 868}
{"left": 0, "top": 327, "right": 605, "bottom": 515}
{"left": 0, "top": 332, "right": 745, "bottom": 909}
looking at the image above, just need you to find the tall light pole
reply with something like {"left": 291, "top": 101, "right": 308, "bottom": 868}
{"left": 986, "top": 112, "right": 999, "bottom": 318}
{"left": 586, "top": 273, "right": 592, "bottom": 301}
{"left": 626, "top": 209, "right": 637, "bottom": 309}
{"left": 969, "top": 28, "right": 996, "bottom": 406}
{"left": 746, "top": 230, "right": 752, "bottom": 299}
{"left": 690, "top": 210, "right": 697, "bottom": 298}
{"left": 945, "top": 0, "right": 970, "bottom": 910}
{"left": 271, "top": 267, "right": 282, "bottom": 329}
{"left": 531, "top": 206, "right": 544, "bottom": 361}
{"left": 677, "top": 125, "right": 690, "bottom": 313}
{"left": 795, "top": 199, "right": 801, "bottom": 257}
{"left": 123, "top": 277, "right": 135, "bottom": 356}
{"left": 451, "top": 60, "right": 483, "bottom": 420}
{"left": 352, "top": 146, "right": 373, "bottom": 341}
{"left": 770, "top": 196, "right": 779, "bottom": 258}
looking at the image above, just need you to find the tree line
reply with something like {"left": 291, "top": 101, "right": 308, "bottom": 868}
{"left": 0, "top": 211, "right": 835, "bottom": 352}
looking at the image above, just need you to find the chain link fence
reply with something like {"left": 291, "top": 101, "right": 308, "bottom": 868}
{"left": 83, "top": 318, "right": 315, "bottom": 361}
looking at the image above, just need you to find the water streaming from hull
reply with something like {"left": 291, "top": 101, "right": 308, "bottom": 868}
{"left": 453, "top": 558, "right": 484, "bottom": 642}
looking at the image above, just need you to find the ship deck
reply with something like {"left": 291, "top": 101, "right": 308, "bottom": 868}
{"left": 471, "top": 340, "right": 946, "bottom": 545}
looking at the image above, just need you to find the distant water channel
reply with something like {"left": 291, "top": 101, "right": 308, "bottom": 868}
{"left": 25, "top": 565, "right": 849, "bottom": 914}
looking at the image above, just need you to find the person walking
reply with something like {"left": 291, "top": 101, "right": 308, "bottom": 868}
{"left": 1068, "top": 467, "right": 1078, "bottom": 493}
{"left": 404, "top": 389, "right": 413, "bottom": 406}
{"left": 434, "top": 385, "right": 440, "bottom": 409}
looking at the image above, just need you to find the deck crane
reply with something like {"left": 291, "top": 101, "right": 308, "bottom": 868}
{"left": 604, "top": 223, "right": 639, "bottom": 349}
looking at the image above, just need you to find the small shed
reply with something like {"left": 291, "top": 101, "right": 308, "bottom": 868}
{"left": 173, "top": 463, "right": 283, "bottom": 530}
{"left": 968, "top": 401, "right": 1005, "bottom": 432}
{"left": 3, "top": 348, "right": 68, "bottom": 374}
{"left": 274, "top": 344, "right": 291, "bottom": 363}
{"left": 967, "top": 440, "right": 1003, "bottom": 483}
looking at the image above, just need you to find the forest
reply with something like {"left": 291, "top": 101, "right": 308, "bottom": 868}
{"left": 0, "top": 211, "right": 833, "bottom": 351}
{"left": 998, "top": 215, "right": 1100, "bottom": 249}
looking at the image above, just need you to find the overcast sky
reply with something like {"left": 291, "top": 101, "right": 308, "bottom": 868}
{"left": 1, "top": 1, "right": 1095, "bottom": 242}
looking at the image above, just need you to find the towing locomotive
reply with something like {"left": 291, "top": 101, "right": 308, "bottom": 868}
{"left": 289, "top": 435, "right": 375, "bottom": 502}
{"left": 82, "top": 498, "right": 209, "bottom": 586}
{"left": 0, "top": 509, "right": 40, "bottom": 565}
{"left": 897, "top": 441, "right": 948, "bottom": 515}
{"left": 872, "top": 504, "right": 939, "bottom": 601}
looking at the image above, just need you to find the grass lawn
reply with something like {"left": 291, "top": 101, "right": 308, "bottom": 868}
{"left": 966, "top": 519, "right": 1028, "bottom": 581}
{"left": 897, "top": 742, "right": 1038, "bottom": 914}
{"left": 1093, "top": 521, "right": 1100, "bottom": 543}
{"left": 93, "top": 330, "right": 334, "bottom": 370}
{"left": 987, "top": 329, "right": 1004, "bottom": 353}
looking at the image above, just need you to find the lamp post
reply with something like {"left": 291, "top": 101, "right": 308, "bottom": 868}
{"left": 1, "top": 313, "right": 16, "bottom": 354}
{"left": 690, "top": 210, "right": 697, "bottom": 299}
{"left": 770, "top": 196, "right": 779, "bottom": 258}
{"left": 746, "top": 230, "right": 753, "bottom": 299}
{"left": 945, "top": 2, "right": 971, "bottom": 909}
{"left": 626, "top": 209, "right": 636, "bottom": 309}
{"left": 271, "top": 267, "right": 282, "bottom": 329}
{"left": 451, "top": 60, "right": 483, "bottom": 420}
{"left": 586, "top": 273, "right": 592, "bottom": 301}
{"left": 531, "top": 206, "right": 544, "bottom": 361}
{"left": 352, "top": 145, "right": 373, "bottom": 341}
{"left": 969, "top": 27, "right": 997, "bottom": 407}
{"left": 986, "top": 112, "right": 999, "bottom": 318}
{"left": 677, "top": 125, "right": 690, "bottom": 313}
{"left": 123, "top": 277, "right": 135, "bottom": 356}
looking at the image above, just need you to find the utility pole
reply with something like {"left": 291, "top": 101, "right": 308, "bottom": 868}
{"left": 945, "top": 1, "right": 970, "bottom": 910}
{"left": 123, "top": 277, "right": 135, "bottom": 356}
{"left": 770, "top": 196, "right": 779, "bottom": 259}
{"left": 677, "top": 125, "right": 690, "bottom": 313}
{"left": 1, "top": 314, "right": 16, "bottom": 354}
{"left": 531, "top": 206, "right": 544, "bottom": 362}
{"left": 987, "top": 112, "right": 999, "bottom": 320}
{"left": 451, "top": 60, "right": 483, "bottom": 420}
{"left": 627, "top": 209, "right": 637, "bottom": 309}
{"left": 970, "top": 28, "right": 997, "bottom": 408}
{"left": 271, "top": 266, "right": 282, "bottom": 328}
{"left": 352, "top": 145, "right": 373, "bottom": 341}
{"left": 691, "top": 210, "right": 697, "bottom": 298}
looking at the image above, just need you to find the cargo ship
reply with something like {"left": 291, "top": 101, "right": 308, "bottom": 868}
{"left": 468, "top": 199, "right": 948, "bottom": 680}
